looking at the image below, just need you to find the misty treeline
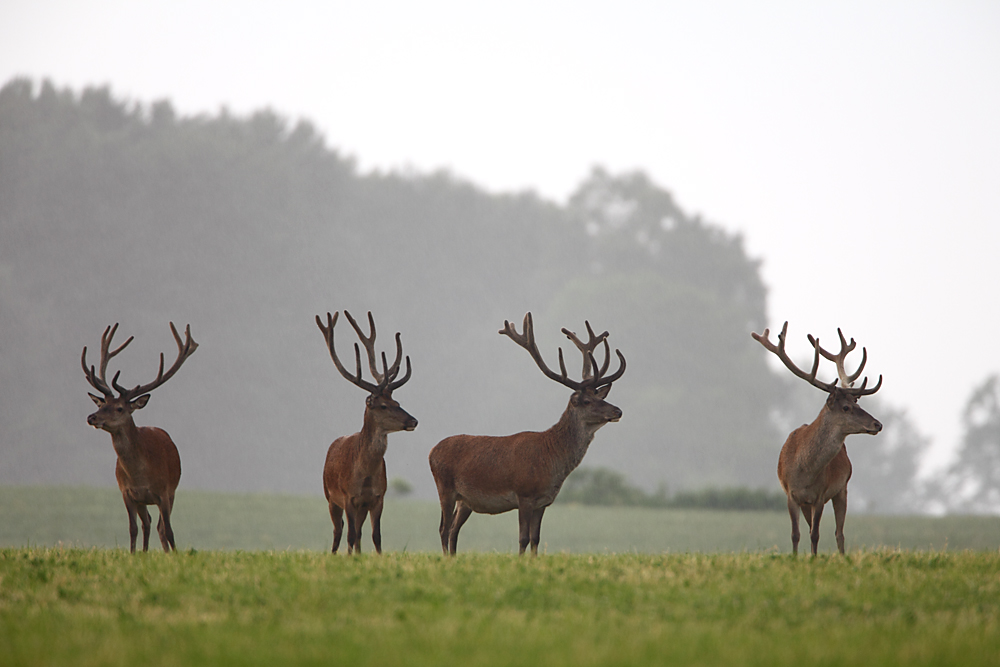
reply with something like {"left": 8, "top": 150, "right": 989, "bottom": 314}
{"left": 0, "top": 79, "right": 995, "bottom": 514}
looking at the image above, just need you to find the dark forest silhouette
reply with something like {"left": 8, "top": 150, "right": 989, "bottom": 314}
{"left": 0, "top": 79, "right": 938, "bottom": 509}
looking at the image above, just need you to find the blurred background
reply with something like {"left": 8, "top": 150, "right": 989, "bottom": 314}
{"left": 2, "top": 1, "right": 998, "bottom": 514}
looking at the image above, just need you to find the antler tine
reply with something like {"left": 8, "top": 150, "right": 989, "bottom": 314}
{"left": 379, "top": 350, "right": 391, "bottom": 385}
{"left": 81, "top": 323, "right": 138, "bottom": 398}
{"left": 561, "top": 321, "right": 610, "bottom": 379}
{"left": 383, "top": 331, "right": 405, "bottom": 383}
{"left": 808, "top": 327, "right": 869, "bottom": 388}
{"left": 846, "top": 373, "right": 882, "bottom": 396}
{"left": 344, "top": 310, "right": 383, "bottom": 382}
{"left": 593, "top": 347, "right": 627, "bottom": 387}
{"left": 500, "top": 312, "right": 584, "bottom": 391}
{"left": 96, "top": 324, "right": 135, "bottom": 394}
{"left": 81, "top": 347, "right": 113, "bottom": 397}
{"left": 353, "top": 343, "right": 366, "bottom": 384}
{"left": 99, "top": 324, "right": 133, "bottom": 383}
{"left": 316, "top": 311, "right": 404, "bottom": 396}
{"left": 316, "top": 312, "right": 379, "bottom": 393}
{"left": 751, "top": 322, "right": 835, "bottom": 393}
{"left": 556, "top": 346, "right": 569, "bottom": 379}
{"left": 119, "top": 322, "right": 199, "bottom": 400}
{"left": 388, "top": 354, "right": 412, "bottom": 392}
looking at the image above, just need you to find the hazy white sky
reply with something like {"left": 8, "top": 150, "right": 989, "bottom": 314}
{"left": 3, "top": 0, "right": 999, "bottom": 470}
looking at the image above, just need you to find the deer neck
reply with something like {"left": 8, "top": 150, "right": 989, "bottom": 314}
{"left": 801, "top": 405, "right": 850, "bottom": 471}
{"left": 548, "top": 407, "right": 603, "bottom": 476}
{"left": 108, "top": 418, "right": 145, "bottom": 468}
{"left": 358, "top": 408, "right": 390, "bottom": 465}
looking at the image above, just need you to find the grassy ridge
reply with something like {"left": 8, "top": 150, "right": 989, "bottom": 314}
{"left": 1, "top": 548, "right": 999, "bottom": 666}
{"left": 3, "top": 485, "right": 1000, "bottom": 553}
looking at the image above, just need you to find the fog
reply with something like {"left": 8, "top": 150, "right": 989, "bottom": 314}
{"left": 2, "top": 2, "right": 1000, "bottom": 512}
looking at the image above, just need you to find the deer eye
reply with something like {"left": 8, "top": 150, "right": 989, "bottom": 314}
{"left": 842, "top": 405, "right": 851, "bottom": 412}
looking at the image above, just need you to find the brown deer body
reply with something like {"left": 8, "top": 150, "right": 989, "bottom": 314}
{"left": 752, "top": 322, "right": 882, "bottom": 555}
{"left": 429, "top": 313, "right": 625, "bottom": 556}
{"left": 82, "top": 323, "right": 198, "bottom": 553}
{"left": 317, "top": 311, "right": 417, "bottom": 555}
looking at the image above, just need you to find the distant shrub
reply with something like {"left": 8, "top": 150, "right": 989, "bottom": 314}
{"left": 558, "top": 467, "right": 665, "bottom": 507}
{"left": 388, "top": 477, "right": 414, "bottom": 497}
{"left": 666, "top": 487, "right": 787, "bottom": 512}
{"left": 557, "top": 467, "right": 785, "bottom": 511}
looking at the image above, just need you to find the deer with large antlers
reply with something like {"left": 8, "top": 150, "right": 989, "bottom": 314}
{"left": 316, "top": 311, "right": 417, "bottom": 555}
{"left": 429, "top": 313, "right": 626, "bottom": 556}
{"left": 82, "top": 322, "right": 198, "bottom": 553}
{"left": 752, "top": 322, "right": 882, "bottom": 555}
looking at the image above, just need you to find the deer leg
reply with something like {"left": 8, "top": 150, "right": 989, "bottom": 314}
{"left": 529, "top": 507, "right": 546, "bottom": 556}
{"left": 123, "top": 497, "right": 139, "bottom": 553}
{"left": 164, "top": 493, "right": 177, "bottom": 548}
{"left": 156, "top": 497, "right": 176, "bottom": 552}
{"left": 328, "top": 503, "right": 344, "bottom": 554}
{"left": 786, "top": 496, "right": 801, "bottom": 555}
{"left": 437, "top": 492, "right": 456, "bottom": 555}
{"left": 517, "top": 498, "right": 533, "bottom": 555}
{"left": 810, "top": 503, "right": 825, "bottom": 556}
{"left": 345, "top": 507, "right": 362, "bottom": 555}
{"left": 449, "top": 503, "right": 473, "bottom": 556}
{"left": 138, "top": 505, "right": 152, "bottom": 552}
{"left": 354, "top": 510, "right": 368, "bottom": 555}
{"left": 370, "top": 497, "right": 384, "bottom": 555}
{"left": 832, "top": 489, "right": 848, "bottom": 555}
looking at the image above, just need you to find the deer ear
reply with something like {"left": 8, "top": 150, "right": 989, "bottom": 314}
{"left": 131, "top": 394, "right": 151, "bottom": 410}
{"left": 365, "top": 395, "right": 374, "bottom": 408}
{"left": 88, "top": 393, "right": 105, "bottom": 407}
{"left": 595, "top": 384, "right": 612, "bottom": 399}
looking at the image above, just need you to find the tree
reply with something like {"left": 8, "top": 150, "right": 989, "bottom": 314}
{"left": 550, "top": 169, "right": 784, "bottom": 490}
{"left": 935, "top": 375, "right": 1000, "bottom": 513}
{"left": 0, "top": 79, "right": 787, "bottom": 499}
{"left": 846, "top": 403, "right": 932, "bottom": 514}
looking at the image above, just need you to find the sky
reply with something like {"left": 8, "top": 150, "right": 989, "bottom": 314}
{"left": 3, "top": 0, "right": 999, "bottom": 472}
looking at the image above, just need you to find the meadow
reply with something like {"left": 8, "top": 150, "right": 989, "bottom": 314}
{"left": 2, "top": 486, "right": 1000, "bottom": 666}
{"left": 4, "top": 485, "right": 1000, "bottom": 553}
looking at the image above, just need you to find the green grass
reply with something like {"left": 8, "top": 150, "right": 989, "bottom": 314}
{"left": 3, "top": 485, "right": 1000, "bottom": 553}
{"left": 1, "top": 548, "right": 998, "bottom": 666}
{"left": 3, "top": 486, "right": 1000, "bottom": 665}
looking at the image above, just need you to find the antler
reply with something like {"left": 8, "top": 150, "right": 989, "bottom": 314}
{"left": 82, "top": 323, "right": 198, "bottom": 400}
{"left": 751, "top": 322, "right": 881, "bottom": 396}
{"left": 561, "top": 321, "right": 610, "bottom": 380}
{"left": 81, "top": 323, "right": 134, "bottom": 398}
{"left": 808, "top": 328, "right": 882, "bottom": 396}
{"left": 316, "top": 311, "right": 411, "bottom": 396}
{"left": 500, "top": 313, "right": 625, "bottom": 391}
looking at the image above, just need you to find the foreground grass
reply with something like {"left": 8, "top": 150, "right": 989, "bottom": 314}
{"left": 1, "top": 548, "right": 998, "bottom": 666}
{"left": 4, "top": 485, "right": 1000, "bottom": 553}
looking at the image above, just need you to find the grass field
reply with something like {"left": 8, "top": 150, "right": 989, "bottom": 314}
{"left": 3, "top": 485, "right": 1000, "bottom": 553}
{"left": 2, "top": 486, "right": 1000, "bottom": 666}
{"left": 2, "top": 548, "right": 999, "bottom": 666}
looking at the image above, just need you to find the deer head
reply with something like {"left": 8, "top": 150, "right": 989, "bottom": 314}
{"left": 82, "top": 323, "right": 198, "bottom": 432}
{"left": 752, "top": 321, "right": 882, "bottom": 436}
{"left": 316, "top": 311, "right": 417, "bottom": 433}
{"left": 500, "top": 312, "right": 626, "bottom": 427}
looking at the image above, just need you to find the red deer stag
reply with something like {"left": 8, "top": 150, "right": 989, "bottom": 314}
{"left": 82, "top": 322, "right": 198, "bottom": 553}
{"left": 316, "top": 311, "right": 417, "bottom": 555}
{"left": 429, "top": 313, "right": 626, "bottom": 556}
{"left": 752, "top": 322, "right": 882, "bottom": 555}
